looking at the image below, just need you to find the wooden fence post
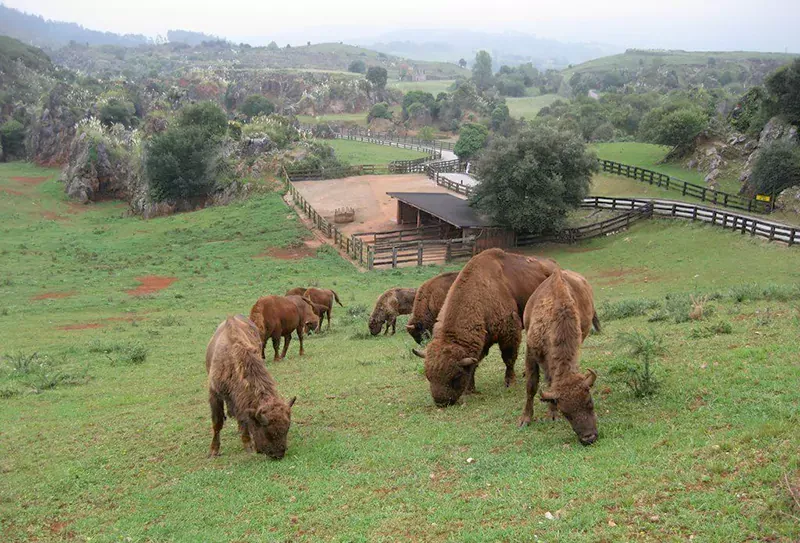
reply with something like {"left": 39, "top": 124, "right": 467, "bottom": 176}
{"left": 417, "top": 242, "right": 423, "bottom": 266}
{"left": 368, "top": 247, "right": 374, "bottom": 270}
{"left": 790, "top": 229, "right": 796, "bottom": 247}
{"left": 392, "top": 246, "right": 398, "bottom": 268}
{"left": 445, "top": 240, "right": 452, "bottom": 262}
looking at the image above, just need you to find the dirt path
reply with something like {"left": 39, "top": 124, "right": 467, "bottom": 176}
{"left": 126, "top": 276, "right": 178, "bottom": 296}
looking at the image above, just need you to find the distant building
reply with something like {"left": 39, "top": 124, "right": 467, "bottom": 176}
{"left": 412, "top": 67, "right": 427, "bottom": 82}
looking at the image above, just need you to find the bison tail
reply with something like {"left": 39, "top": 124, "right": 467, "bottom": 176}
{"left": 592, "top": 312, "right": 601, "bottom": 333}
{"left": 332, "top": 290, "right": 344, "bottom": 307}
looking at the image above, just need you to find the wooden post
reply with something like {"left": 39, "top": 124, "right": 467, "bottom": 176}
{"left": 692, "top": 207, "right": 698, "bottom": 221}
{"left": 741, "top": 217, "right": 747, "bottom": 235}
{"left": 445, "top": 240, "right": 452, "bottom": 262}
{"left": 392, "top": 246, "right": 398, "bottom": 268}
{"left": 769, "top": 225, "right": 776, "bottom": 241}
{"left": 751, "top": 221, "right": 757, "bottom": 236}
{"left": 368, "top": 247, "right": 374, "bottom": 270}
{"left": 417, "top": 242, "right": 423, "bottom": 266}
{"left": 790, "top": 229, "right": 796, "bottom": 247}
{"left": 711, "top": 210, "right": 716, "bottom": 226}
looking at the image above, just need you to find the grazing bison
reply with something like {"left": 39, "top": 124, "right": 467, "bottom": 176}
{"left": 206, "top": 315, "right": 296, "bottom": 459}
{"left": 406, "top": 272, "right": 458, "bottom": 344}
{"left": 249, "top": 295, "right": 319, "bottom": 361}
{"left": 285, "top": 287, "right": 307, "bottom": 297}
{"left": 519, "top": 268, "right": 599, "bottom": 445}
{"left": 369, "top": 287, "right": 417, "bottom": 335}
{"left": 304, "top": 287, "right": 343, "bottom": 331}
{"left": 414, "top": 249, "right": 558, "bottom": 407}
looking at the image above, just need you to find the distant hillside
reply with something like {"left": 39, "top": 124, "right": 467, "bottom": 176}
{"left": 0, "top": 5, "right": 150, "bottom": 48}
{"left": 167, "top": 29, "right": 224, "bottom": 46}
{"left": 361, "top": 29, "right": 620, "bottom": 70}
{"left": 563, "top": 49, "right": 799, "bottom": 94}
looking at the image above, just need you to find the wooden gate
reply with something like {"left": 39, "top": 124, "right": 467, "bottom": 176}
{"left": 473, "top": 228, "right": 516, "bottom": 253}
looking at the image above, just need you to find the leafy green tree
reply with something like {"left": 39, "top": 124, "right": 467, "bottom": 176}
{"left": 240, "top": 94, "right": 275, "bottom": 119}
{"left": 490, "top": 103, "right": 510, "bottom": 130}
{"left": 454, "top": 122, "right": 489, "bottom": 160}
{"left": 99, "top": 98, "right": 137, "bottom": 127}
{"left": 0, "top": 119, "right": 26, "bottom": 159}
{"left": 348, "top": 59, "right": 366, "bottom": 74}
{"left": 418, "top": 126, "right": 435, "bottom": 141}
{"left": 402, "top": 91, "right": 436, "bottom": 120}
{"left": 639, "top": 105, "right": 708, "bottom": 150}
{"left": 458, "top": 58, "right": 467, "bottom": 69}
{"left": 750, "top": 141, "right": 800, "bottom": 196}
{"left": 267, "top": 41, "right": 279, "bottom": 51}
{"left": 367, "top": 102, "right": 392, "bottom": 122}
{"left": 177, "top": 101, "right": 228, "bottom": 136}
{"left": 366, "top": 67, "right": 388, "bottom": 90}
{"left": 472, "top": 51, "right": 493, "bottom": 91}
{"left": 470, "top": 124, "right": 597, "bottom": 234}
{"left": 765, "top": 58, "right": 800, "bottom": 126}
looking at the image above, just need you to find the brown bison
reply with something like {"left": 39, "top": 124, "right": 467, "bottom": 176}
{"left": 249, "top": 295, "right": 319, "bottom": 361}
{"left": 285, "top": 287, "right": 307, "bottom": 296}
{"left": 206, "top": 315, "right": 296, "bottom": 459}
{"left": 369, "top": 287, "right": 417, "bottom": 335}
{"left": 414, "top": 249, "right": 558, "bottom": 407}
{"left": 519, "top": 267, "right": 599, "bottom": 445}
{"left": 405, "top": 272, "right": 458, "bottom": 344}
{"left": 303, "top": 287, "right": 343, "bottom": 331}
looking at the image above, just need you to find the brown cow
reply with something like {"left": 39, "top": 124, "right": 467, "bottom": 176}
{"left": 285, "top": 287, "right": 307, "bottom": 297}
{"left": 405, "top": 272, "right": 458, "bottom": 344}
{"left": 369, "top": 287, "right": 417, "bottom": 336}
{"left": 414, "top": 249, "right": 558, "bottom": 407}
{"left": 304, "top": 287, "right": 343, "bottom": 331}
{"left": 206, "top": 315, "right": 296, "bottom": 459}
{"left": 519, "top": 268, "right": 599, "bottom": 445}
{"left": 249, "top": 295, "right": 319, "bottom": 361}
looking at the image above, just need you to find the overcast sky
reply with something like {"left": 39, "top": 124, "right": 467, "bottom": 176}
{"left": 6, "top": 0, "right": 800, "bottom": 52}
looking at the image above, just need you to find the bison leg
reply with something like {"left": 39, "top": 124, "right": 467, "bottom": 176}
{"left": 297, "top": 329, "right": 305, "bottom": 356}
{"left": 500, "top": 321, "right": 521, "bottom": 387}
{"left": 519, "top": 354, "right": 540, "bottom": 428}
{"left": 271, "top": 335, "right": 281, "bottom": 362}
{"left": 281, "top": 334, "right": 291, "bottom": 359}
{"left": 326, "top": 310, "right": 332, "bottom": 331}
{"left": 390, "top": 317, "right": 397, "bottom": 335}
{"left": 383, "top": 320, "right": 390, "bottom": 335}
{"left": 209, "top": 392, "right": 225, "bottom": 457}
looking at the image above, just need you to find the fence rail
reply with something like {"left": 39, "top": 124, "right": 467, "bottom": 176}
{"left": 370, "top": 238, "right": 475, "bottom": 268}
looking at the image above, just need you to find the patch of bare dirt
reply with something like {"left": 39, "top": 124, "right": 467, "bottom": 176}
{"left": 57, "top": 323, "right": 103, "bottom": 331}
{"left": 31, "top": 291, "right": 76, "bottom": 301}
{"left": 11, "top": 176, "right": 49, "bottom": 185}
{"left": 126, "top": 276, "right": 178, "bottom": 296}
{"left": 40, "top": 210, "right": 65, "bottom": 221}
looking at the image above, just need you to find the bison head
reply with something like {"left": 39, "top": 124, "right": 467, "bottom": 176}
{"left": 243, "top": 396, "right": 296, "bottom": 459}
{"left": 540, "top": 370, "right": 598, "bottom": 445}
{"left": 405, "top": 321, "right": 425, "bottom": 344}
{"left": 415, "top": 347, "right": 478, "bottom": 407}
{"left": 300, "top": 297, "right": 320, "bottom": 334}
{"left": 368, "top": 315, "right": 384, "bottom": 336}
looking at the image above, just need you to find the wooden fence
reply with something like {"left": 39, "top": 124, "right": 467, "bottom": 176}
{"left": 299, "top": 123, "right": 446, "bottom": 158}
{"left": 352, "top": 224, "right": 447, "bottom": 245}
{"left": 598, "top": 159, "right": 770, "bottom": 214}
{"left": 369, "top": 238, "right": 475, "bottom": 269}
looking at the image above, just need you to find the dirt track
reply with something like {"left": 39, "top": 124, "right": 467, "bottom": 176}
{"left": 292, "top": 174, "right": 464, "bottom": 234}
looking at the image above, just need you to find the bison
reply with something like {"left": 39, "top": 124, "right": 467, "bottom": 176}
{"left": 405, "top": 272, "right": 458, "bottom": 344}
{"left": 303, "top": 287, "right": 343, "bottom": 331}
{"left": 249, "top": 295, "right": 319, "bottom": 361}
{"left": 414, "top": 249, "right": 558, "bottom": 407}
{"left": 519, "top": 267, "right": 599, "bottom": 445}
{"left": 369, "top": 287, "right": 417, "bottom": 335}
{"left": 206, "top": 315, "right": 296, "bottom": 459}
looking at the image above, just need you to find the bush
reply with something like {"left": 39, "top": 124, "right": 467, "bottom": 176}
{"left": 688, "top": 321, "right": 733, "bottom": 339}
{"left": 348, "top": 60, "right": 366, "bottom": 74}
{"left": 418, "top": 126, "right": 435, "bottom": 141}
{"left": 470, "top": 123, "right": 596, "bottom": 235}
{"left": 639, "top": 105, "right": 709, "bottom": 150}
{"left": 0, "top": 119, "right": 26, "bottom": 159}
{"left": 88, "top": 340, "right": 148, "bottom": 365}
{"left": 367, "top": 102, "right": 392, "bottom": 122}
{"left": 750, "top": 141, "right": 800, "bottom": 196}
{"left": 599, "top": 298, "right": 661, "bottom": 321}
{"left": 240, "top": 95, "right": 275, "bottom": 119}
{"left": 453, "top": 122, "right": 488, "bottom": 160}
{"left": 765, "top": 58, "right": 800, "bottom": 126}
{"left": 178, "top": 101, "right": 228, "bottom": 136}
{"left": 613, "top": 330, "right": 664, "bottom": 398}
{"left": 99, "top": 98, "right": 137, "bottom": 127}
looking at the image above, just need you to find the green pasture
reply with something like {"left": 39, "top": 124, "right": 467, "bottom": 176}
{"left": 318, "top": 139, "right": 429, "bottom": 165}
{"left": 506, "top": 94, "right": 561, "bottom": 119}
{"left": 1, "top": 162, "right": 798, "bottom": 542}
{"left": 388, "top": 80, "right": 457, "bottom": 95}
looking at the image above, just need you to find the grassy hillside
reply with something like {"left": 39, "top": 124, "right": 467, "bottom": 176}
{"left": 320, "top": 139, "right": 429, "bottom": 164}
{"left": 506, "top": 94, "right": 561, "bottom": 119}
{"left": 388, "top": 79, "right": 457, "bottom": 95}
{"left": 1, "top": 163, "right": 798, "bottom": 541}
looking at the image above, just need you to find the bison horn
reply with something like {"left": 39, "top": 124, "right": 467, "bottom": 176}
{"left": 411, "top": 347, "right": 426, "bottom": 359}
{"left": 540, "top": 390, "right": 559, "bottom": 403}
{"left": 288, "top": 396, "right": 297, "bottom": 408}
{"left": 458, "top": 357, "right": 478, "bottom": 368}
{"left": 405, "top": 323, "right": 415, "bottom": 332}
{"left": 585, "top": 369, "right": 597, "bottom": 388}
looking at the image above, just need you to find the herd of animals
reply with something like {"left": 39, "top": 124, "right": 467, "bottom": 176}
{"left": 205, "top": 248, "right": 601, "bottom": 460}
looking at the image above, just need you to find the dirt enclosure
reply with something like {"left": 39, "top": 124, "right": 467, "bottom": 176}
{"left": 292, "top": 174, "right": 464, "bottom": 234}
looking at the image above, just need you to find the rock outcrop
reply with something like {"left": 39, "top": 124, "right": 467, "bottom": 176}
{"left": 739, "top": 116, "right": 799, "bottom": 195}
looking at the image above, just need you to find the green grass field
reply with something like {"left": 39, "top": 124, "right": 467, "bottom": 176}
{"left": 318, "top": 139, "right": 429, "bottom": 165}
{"left": 506, "top": 94, "right": 561, "bottom": 119}
{"left": 388, "top": 80, "right": 457, "bottom": 95}
{"left": 1, "top": 162, "right": 799, "bottom": 542}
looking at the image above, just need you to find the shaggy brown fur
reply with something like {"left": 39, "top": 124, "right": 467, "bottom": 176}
{"left": 416, "top": 249, "right": 558, "bottom": 407}
{"left": 520, "top": 268, "right": 598, "bottom": 445}
{"left": 206, "top": 315, "right": 296, "bottom": 459}
{"left": 405, "top": 272, "right": 458, "bottom": 344}
{"left": 304, "top": 287, "right": 343, "bottom": 331}
{"left": 285, "top": 287, "right": 307, "bottom": 296}
{"left": 369, "top": 287, "right": 417, "bottom": 336}
{"left": 249, "top": 295, "right": 318, "bottom": 361}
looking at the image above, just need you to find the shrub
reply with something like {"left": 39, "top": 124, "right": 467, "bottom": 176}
{"left": 366, "top": 67, "right": 388, "bottom": 90}
{"left": 367, "top": 102, "right": 392, "bottom": 122}
{"left": 99, "top": 98, "right": 137, "bottom": 127}
{"left": 418, "top": 126, "right": 435, "bottom": 141}
{"left": 689, "top": 320, "right": 733, "bottom": 339}
{"left": 453, "top": 122, "right": 488, "bottom": 160}
{"left": 614, "top": 330, "right": 664, "bottom": 398}
{"left": 639, "top": 105, "right": 709, "bottom": 150}
{"left": 470, "top": 123, "right": 597, "bottom": 235}
{"left": 750, "top": 141, "right": 800, "bottom": 196}
{"left": 600, "top": 298, "right": 661, "bottom": 321}
{"left": 177, "top": 101, "right": 228, "bottom": 136}
{"left": 240, "top": 94, "right": 275, "bottom": 119}
{"left": 0, "top": 119, "right": 25, "bottom": 158}
{"left": 89, "top": 340, "right": 148, "bottom": 365}
{"left": 348, "top": 60, "right": 366, "bottom": 74}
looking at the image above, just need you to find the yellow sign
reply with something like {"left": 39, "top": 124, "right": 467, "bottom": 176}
{"left": 756, "top": 194, "right": 771, "bottom": 202}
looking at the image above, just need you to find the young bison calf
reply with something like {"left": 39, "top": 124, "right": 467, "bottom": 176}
{"left": 520, "top": 268, "right": 599, "bottom": 445}
{"left": 249, "top": 295, "right": 319, "bottom": 361}
{"left": 285, "top": 287, "right": 343, "bottom": 332}
{"left": 405, "top": 272, "right": 458, "bottom": 344}
{"left": 206, "top": 315, "right": 296, "bottom": 459}
{"left": 369, "top": 287, "right": 417, "bottom": 336}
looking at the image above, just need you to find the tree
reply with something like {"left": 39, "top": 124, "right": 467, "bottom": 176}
{"left": 240, "top": 94, "right": 275, "bottom": 119}
{"left": 458, "top": 58, "right": 467, "bottom": 69}
{"left": 0, "top": 119, "right": 25, "bottom": 159}
{"left": 367, "top": 102, "right": 392, "bottom": 122}
{"left": 454, "top": 122, "right": 489, "bottom": 160}
{"left": 99, "top": 98, "right": 137, "bottom": 127}
{"left": 750, "top": 141, "right": 800, "bottom": 196}
{"left": 765, "top": 58, "right": 800, "bottom": 126}
{"left": 470, "top": 124, "right": 597, "bottom": 234}
{"left": 402, "top": 91, "right": 436, "bottom": 120}
{"left": 490, "top": 103, "right": 510, "bottom": 131}
{"left": 472, "top": 50, "right": 493, "bottom": 91}
{"left": 348, "top": 59, "right": 366, "bottom": 74}
{"left": 366, "top": 66, "right": 388, "bottom": 90}
{"left": 145, "top": 102, "right": 229, "bottom": 202}
{"left": 639, "top": 105, "right": 708, "bottom": 150}
{"left": 267, "top": 41, "right": 279, "bottom": 51}
{"left": 418, "top": 126, "right": 435, "bottom": 141}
